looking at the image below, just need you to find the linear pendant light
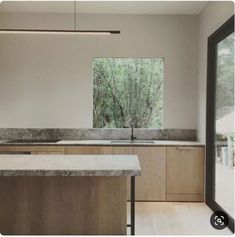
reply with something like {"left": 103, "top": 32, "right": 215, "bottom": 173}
{"left": 0, "top": 1, "right": 120, "bottom": 35}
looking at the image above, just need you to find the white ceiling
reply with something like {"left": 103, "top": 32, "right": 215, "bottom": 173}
{"left": 0, "top": 1, "right": 207, "bottom": 15}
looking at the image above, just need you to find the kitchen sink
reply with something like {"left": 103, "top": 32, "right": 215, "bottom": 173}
{"left": 6, "top": 139, "right": 61, "bottom": 144}
{"left": 110, "top": 140, "right": 155, "bottom": 144}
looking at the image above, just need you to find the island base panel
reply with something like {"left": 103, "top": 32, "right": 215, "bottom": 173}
{"left": 0, "top": 176, "right": 127, "bottom": 235}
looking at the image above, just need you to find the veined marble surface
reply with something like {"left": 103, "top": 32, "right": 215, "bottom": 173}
{"left": 0, "top": 154, "right": 141, "bottom": 176}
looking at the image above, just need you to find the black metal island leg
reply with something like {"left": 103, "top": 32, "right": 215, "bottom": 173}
{"left": 127, "top": 176, "right": 135, "bottom": 235}
{"left": 131, "top": 176, "right": 135, "bottom": 235}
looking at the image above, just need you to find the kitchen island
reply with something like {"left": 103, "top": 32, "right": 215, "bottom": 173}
{"left": 0, "top": 154, "right": 141, "bottom": 235}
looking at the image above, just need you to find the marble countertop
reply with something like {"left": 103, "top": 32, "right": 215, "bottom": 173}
{"left": 57, "top": 140, "right": 204, "bottom": 146}
{"left": 0, "top": 140, "right": 204, "bottom": 146}
{"left": 0, "top": 154, "right": 141, "bottom": 176}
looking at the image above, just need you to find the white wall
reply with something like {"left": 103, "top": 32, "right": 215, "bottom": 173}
{"left": 197, "top": 1, "right": 234, "bottom": 142}
{"left": 0, "top": 13, "right": 198, "bottom": 129}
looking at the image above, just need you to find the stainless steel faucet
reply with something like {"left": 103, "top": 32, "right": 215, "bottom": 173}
{"left": 130, "top": 122, "right": 136, "bottom": 142}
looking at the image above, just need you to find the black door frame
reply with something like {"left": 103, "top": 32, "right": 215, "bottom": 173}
{"left": 206, "top": 15, "right": 234, "bottom": 233}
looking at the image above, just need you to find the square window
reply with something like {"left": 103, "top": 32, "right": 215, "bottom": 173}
{"left": 93, "top": 58, "right": 163, "bottom": 128}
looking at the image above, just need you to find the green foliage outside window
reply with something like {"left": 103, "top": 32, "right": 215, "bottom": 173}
{"left": 93, "top": 58, "right": 163, "bottom": 128}
{"left": 216, "top": 32, "right": 234, "bottom": 120}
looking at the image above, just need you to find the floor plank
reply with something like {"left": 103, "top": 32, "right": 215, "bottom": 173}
{"left": 127, "top": 202, "right": 233, "bottom": 235}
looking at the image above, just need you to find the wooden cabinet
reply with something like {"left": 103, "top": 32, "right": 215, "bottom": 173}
{"left": 101, "top": 146, "right": 166, "bottom": 201}
{"left": 0, "top": 144, "right": 204, "bottom": 202}
{"left": 65, "top": 146, "right": 166, "bottom": 201}
{"left": 96, "top": 146, "right": 133, "bottom": 200}
{"left": 166, "top": 147, "right": 204, "bottom": 201}
{"left": 132, "top": 147, "right": 166, "bottom": 201}
{"left": 0, "top": 176, "right": 127, "bottom": 234}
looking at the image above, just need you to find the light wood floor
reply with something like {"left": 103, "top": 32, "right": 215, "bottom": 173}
{"left": 127, "top": 202, "right": 233, "bottom": 235}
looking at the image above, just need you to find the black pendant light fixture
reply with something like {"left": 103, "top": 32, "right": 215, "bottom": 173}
{"left": 0, "top": 1, "right": 120, "bottom": 35}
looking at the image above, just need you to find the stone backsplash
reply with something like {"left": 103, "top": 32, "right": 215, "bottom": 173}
{"left": 0, "top": 128, "right": 197, "bottom": 141}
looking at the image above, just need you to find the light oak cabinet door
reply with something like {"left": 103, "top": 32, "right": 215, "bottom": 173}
{"left": 166, "top": 147, "right": 204, "bottom": 201}
{"left": 64, "top": 146, "right": 102, "bottom": 154}
{"left": 101, "top": 146, "right": 133, "bottom": 200}
{"left": 132, "top": 147, "right": 166, "bottom": 201}
{"left": 100, "top": 146, "right": 167, "bottom": 201}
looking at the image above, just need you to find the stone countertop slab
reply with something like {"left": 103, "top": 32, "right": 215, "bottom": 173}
{"left": 0, "top": 140, "right": 204, "bottom": 146}
{"left": 0, "top": 154, "right": 141, "bottom": 177}
{"left": 57, "top": 140, "right": 204, "bottom": 146}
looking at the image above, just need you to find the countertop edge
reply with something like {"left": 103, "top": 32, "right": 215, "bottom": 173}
{"left": 0, "top": 154, "right": 141, "bottom": 177}
{"left": 0, "top": 140, "right": 205, "bottom": 147}
{"left": 0, "top": 170, "right": 141, "bottom": 176}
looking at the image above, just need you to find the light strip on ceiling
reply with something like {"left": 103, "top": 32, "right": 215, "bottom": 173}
{"left": 0, "top": 1, "right": 120, "bottom": 35}
{"left": 0, "top": 29, "right": 120, "bottom": 35}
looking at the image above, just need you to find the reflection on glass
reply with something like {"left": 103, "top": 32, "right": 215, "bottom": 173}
{"left": 215, "top": 32, "right": 234, "bottom": 218}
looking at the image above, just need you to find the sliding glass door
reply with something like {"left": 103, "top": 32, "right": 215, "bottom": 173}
{"left": 206, "top": 15, "right": 234, "bottom": 232}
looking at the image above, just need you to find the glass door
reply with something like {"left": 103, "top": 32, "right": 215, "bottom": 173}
{"left": 206, "top": 15, "right": 234, "bottom": 232}
{"left": 215, "top": 32, "right": 234, "bottom": 219}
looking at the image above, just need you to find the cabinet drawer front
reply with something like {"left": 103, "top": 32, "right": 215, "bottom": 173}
{"left": 0, "top": 146, "right": 64, "bottom": 154}
{"left": 64, "top": 146, "right": 101, "bottom": 154}
{"left": 166, "top": 147, "right": 204, "bottom": 194}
